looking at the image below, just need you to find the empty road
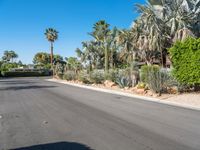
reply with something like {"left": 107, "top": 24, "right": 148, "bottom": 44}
{"left": 0, "top": 78, "right": 200, "bottom": 150}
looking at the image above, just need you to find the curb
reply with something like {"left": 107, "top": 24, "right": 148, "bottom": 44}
{"left": 46, "top": 79, "right": 200, "bottom": 111}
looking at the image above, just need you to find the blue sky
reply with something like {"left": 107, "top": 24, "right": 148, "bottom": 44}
{"left": 0, "top": 0, "right": 145, "bottom": 64}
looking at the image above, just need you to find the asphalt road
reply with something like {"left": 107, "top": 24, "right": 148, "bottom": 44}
{"left": 0, "top": 77, "right": 200, "bottom": 150}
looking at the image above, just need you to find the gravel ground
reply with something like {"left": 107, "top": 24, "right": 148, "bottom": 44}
{"left": 164, "top": 93, "right": 200, "bottom": 108}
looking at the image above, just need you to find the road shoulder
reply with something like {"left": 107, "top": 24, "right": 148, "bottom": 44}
{"left": 46, "top": 78, "right": 200, "bottom": 111}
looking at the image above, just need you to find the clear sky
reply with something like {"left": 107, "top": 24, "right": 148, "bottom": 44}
{"left": 0, "top": 0, "right": 145, "bottom": 64}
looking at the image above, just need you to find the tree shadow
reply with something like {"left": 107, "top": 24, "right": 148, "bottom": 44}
{"left": 0, "top": 85, "right": 57, "bottom": 91}
{"left": 12, "top": 141, "right": 93, "bottom": 150}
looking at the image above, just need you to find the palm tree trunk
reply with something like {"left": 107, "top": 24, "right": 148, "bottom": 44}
{"left": 50, "top": 42, "right": 54, "bottom": 68}
{"left": 130, "top": 53, "right": 134, "bottom": 86}
{"left": 110, "top": 49, "right": 114, "bottom": 69}
{"left": 105, "top": 46, "right": 109, "bottom": 73}
{"left": 89, "top": 61, "right": 92, "bottom": 73}
{"left": 161, "top": 49, "right": 164, "bottom": 68}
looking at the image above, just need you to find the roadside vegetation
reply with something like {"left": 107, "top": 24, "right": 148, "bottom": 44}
{"left": 52, "top": 0, "right": 200, "bottom": 96}
{"left": 0, "top": 0, "right": 199, "bottom": 96}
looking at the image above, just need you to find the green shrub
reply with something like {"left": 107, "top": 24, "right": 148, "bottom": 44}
{"left": 169, "top": 38, "right": 200, "bottom": 86}
{"left": 147, "top": 68, "right": 162, "bottom": 95}
{"left": 104, "top": 69, "right": 118, "bottom": 82}
{"left": 1, "top": 71, "right": 49, "bottom": 77}
{"left": 140, "top": 65, "right": 160, "bottom": 83}
{"left": 63, "top": 71, "right": 77, "bottom": 81}
{"left": 146, "top": 68, "right": 178, "bottom": 95}
{"left": 90, "top": 70, "right": 104, "bottom": 84}
{"left": 78, "top": 71, "right": 91, "bottom": 84}
{"left": 57, "top": 73, "right": 63, "bottom": 79}
{"left": 1, "top": 63, "right": 18, "bottom": 72}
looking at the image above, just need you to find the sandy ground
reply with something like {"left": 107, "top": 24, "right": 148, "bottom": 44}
{"left": 163, "top": 93, "right": 200, "bottom": 108}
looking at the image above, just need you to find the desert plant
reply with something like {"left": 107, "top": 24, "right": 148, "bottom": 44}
{"left": 140, "top": 65, "right": 160, "bottom": 83}
{"left": 78, "top": 70, "right": 91, "bottom": 84}
{"left": 63, "top": 71, "right": 77, "bottom": 81}
{"left": 90, "top": 70, "right": 104, "bottom": 84}
{"left": 104, "top": 69, "right": 118, "bottom": 82}
{"left": 55, "top": 63, "right": 64, "bottom": 75}
{"left": 116, "top": 75, "right": 132, "bottom": 88}
{"left": 147, "top": 68, "right": 162, "bottom": 95}
{"left": 136, "top": 82, "right": 146, "bottom": 89}
{"left": 115, "top": 70, "right": 132, "bottom": 88}
{"left": 146, "top": 68, "right": 179, "bottom": 95}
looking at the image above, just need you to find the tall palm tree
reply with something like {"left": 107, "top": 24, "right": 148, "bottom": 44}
{"left": 90, "top": 20, "right": 110, "bottom": 73}
{"left": 44, "top": 28, "right": 58, "bottom": 68}
{"left": 107, "top": 27, "right": 119, "bottom": 69}
{"left": 117, "top": 29, "right": 140, "bottom": 86}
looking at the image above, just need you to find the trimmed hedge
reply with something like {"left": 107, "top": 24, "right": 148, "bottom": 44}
{"left": 169, "top": 38, "right": 200, "bottom": 85}
{"left": 1, "top": 71, "right": 50, "bottom": 77}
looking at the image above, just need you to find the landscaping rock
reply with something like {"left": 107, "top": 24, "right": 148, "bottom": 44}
{"left": 124, "top": 87, "right": 129, "bottom": 90}
{"left": 104, "top": 80, "right": 116, "bottom": 88}
{"left": 146, "top": 90, "right": 154, "bottom": 96}
{"left": 136, "top": 89, "right": 146, "bottom": 95}
{"left": 129, "top": 87, "right": 137, "bottom": 92}
{"left": 167, "top": 87, "right": 178, "bottom": 94}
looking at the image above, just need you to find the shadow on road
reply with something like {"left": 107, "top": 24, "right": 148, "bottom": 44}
{"left": 12, "top": 142, "right": 93, "bottom": 150}
{"left": 0, "top": 85, "right": 57, "bottom": 91}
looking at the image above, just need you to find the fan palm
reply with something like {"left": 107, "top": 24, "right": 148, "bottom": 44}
{"left": 2, "top": 50, "right": 18, "bottom": 62}
{"left": 117, "top": 29, "right": 140, "bottom": 86}
{"left": 90, "top": 20, "right": 110, "bottom": 73}
{"left": 76, "top": 41, "right": 102, "bottom": 71}
{"left": 107, "top": 27, "right": 120, "bottom": 69}
{"left": 44, "top": 28, "right": 58, "bottom": 68}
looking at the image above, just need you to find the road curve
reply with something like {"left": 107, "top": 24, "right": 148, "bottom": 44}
{"left": 0, "top": 77, "right": 200, "bottom": 150}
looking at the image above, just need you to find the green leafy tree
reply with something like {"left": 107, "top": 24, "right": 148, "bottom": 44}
{"left": 65, "top": 57, "right": 82, "bottom": 73}
{"left": 2, "top": 50, "right": 18, "bottom": 62}
{"left": 169, "top": 38, "right": 200, "bottom": 88}
{"left": 33, "top": 52, "right": 63, "bottom": 69}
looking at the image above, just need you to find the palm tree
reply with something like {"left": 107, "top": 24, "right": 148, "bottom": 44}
{"left": 2, "top": 50, "right": 18, "bottom": 62}
{"left": 2, "top": 50, "right": 11, "bottom": 62}
{"left": 135, "top": 3, "right": 168, "bottom": 66}
{"left": 117, "top": 29, "right": 140, "bottom": 86}
{"left": 90, "top": 20, "right": 110, "bottom": 73}
{"left": 44, "top": 28, "right": 58, "bottom": 68}
{"left": 107, "top": 27, "right": 119, "bottom": 69}
{"left": 76, "top": 41, "right": 102, "bottom": 72}
{"left": 9, "top": 50, "right": 18, "bottom": 62}
{"left": 134, "top": 0, "right": 200, "bottom": 67}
